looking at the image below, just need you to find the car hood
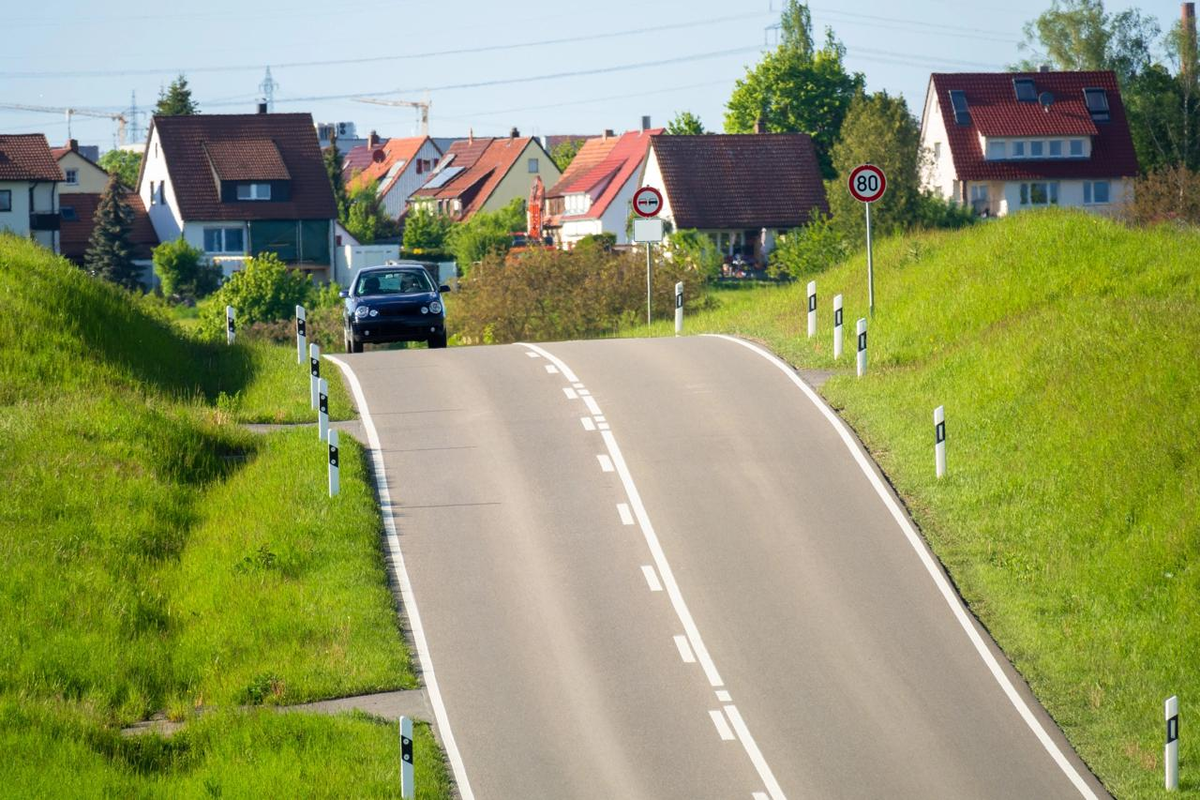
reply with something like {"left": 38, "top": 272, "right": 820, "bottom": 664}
{"left": 351, "top": 291, "right": 440, "bottom": 306}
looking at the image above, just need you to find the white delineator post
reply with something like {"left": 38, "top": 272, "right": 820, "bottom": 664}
{"left": 1166, "top": 695, "right": 1179, "bottom": 791}
{"left": 400, "top": 715, "right": 415, "bottom": 798}
{"left": 807, "top": 280, "right": 817, "bottom": 338}
{"left": 309, "top": 343, "right": 321, "bottom": 410}
{"left": 675, "top": 281, "right": 684, "bottom": 336}
{"left": 327, "top": 428, "right": 340, "bottom": 497}
{"left": 833, "top": 294, "right": 844, "bottom": 358}
{"left": 225, "top": 305, "right": 235, "bottom": 345}
{"left": 934, "top": 405, "right": 946, "bottom": 478}
{"left": 318, "top": 378, "right": 329, "bottom": 442}
{"left": 856, "top": 318, "right": 867, "bottom": 377}
{"left": 296, "top": 305, "right": 307, "bottom": 365}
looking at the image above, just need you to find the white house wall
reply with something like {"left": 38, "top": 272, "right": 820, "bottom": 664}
{"left": 919, "top": 80, "right": 957, "bottom": 200}
{"left": 139, "top": 126, "right": 184, "bottom": 242}
{"left": 0, "top": 180, "right": 33, "bottom": 238}
{"left": 381, "top": 139, "right": 443, "bottom": 218}
{"left": 601, "top": 171, "right": 642, "bottom": 245}
{"left": 639, "top": 147, "right": 676, "bottom": 233}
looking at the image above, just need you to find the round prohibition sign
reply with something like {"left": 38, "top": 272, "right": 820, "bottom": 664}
{"left": 848, "top": 164, "right": 887, "bottom": 203}
{"left": 632, "top": 186, "right": 663, "bottom": 218}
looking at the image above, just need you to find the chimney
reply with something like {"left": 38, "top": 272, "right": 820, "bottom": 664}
{"left": 641, "top": 115, "right": 651, "bottom": 131}
{"left": 257, "top": 101, "right": 268, "bottom": 114}
{"left": 68, "top": 138, "right": 78, "bottom": 152}
{"left": 366, "top": 130, "right": 380, "bottom": 149}
{"left": 754, "top": 115, "right": 767, "bottom": 134}
{"left": 1038, "top": 64, "right": 1051, "bottom": 73}
{"left": 510, "top": 126, "right": 520, "bottom": 138}
{"left": 1184, "top": 3, "right": 1197, "bottom": 76}
{"left": 468, "top": 127, "right": 474, "bottom": 144}
{"left": 603, "top": 128, "right": 615, "bottom": 139}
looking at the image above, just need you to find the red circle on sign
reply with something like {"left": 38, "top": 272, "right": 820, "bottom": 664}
{"left": 633, "top": 186, "right": 663, "bottom": 218}
{"left": 848, "top": 164, "right": 887, "bottom": 203}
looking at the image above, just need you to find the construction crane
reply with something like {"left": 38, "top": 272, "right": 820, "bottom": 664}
{"left": 0, "top": 103, "right": 129, "bottom": 146}
{"left": 353, "top": 97, "right": 430, "bottom": 136}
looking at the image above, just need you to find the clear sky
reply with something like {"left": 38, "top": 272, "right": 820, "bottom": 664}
{"left": 0, "top": 0, "right": 1185, "bottom": 150}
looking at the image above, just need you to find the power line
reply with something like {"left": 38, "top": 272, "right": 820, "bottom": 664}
{"left": 437, "top": 79, "right": 736, "bottom": 123}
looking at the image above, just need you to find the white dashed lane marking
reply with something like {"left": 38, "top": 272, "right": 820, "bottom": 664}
{"left": 581, "top": 417, "right": 596, "bottom": 431}
{"left": 545, "top": 364, "right": 559, "bottom": 374}
{"left": 710, "top": 709, "right": 736, "bottom": 741}
{"left": 563, "top": 387, "right": 578, "bottom": 400}
{"left": 597, "top": 454, "right": 615, "bottom": 473}
{"left": 617, "top": 503, "right": 634, "bottom": 525}
{"left": 641, "top": 565, "right": 663, "bottom": 592}
{"left": 674, "top": 635, "right": 697, "bottom": 664}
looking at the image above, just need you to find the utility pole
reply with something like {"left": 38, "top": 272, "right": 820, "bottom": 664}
{"left": 259, "top": 66, "right": 280, "bottom": 113}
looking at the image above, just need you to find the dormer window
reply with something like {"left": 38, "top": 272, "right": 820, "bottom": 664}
{"left": 237, "top": 183, "right": 272, "bottom": 201}
{"left": 1083, "top": 88, "right": 1110, "bottom": 122}
{"left": 1013, "top": 78, "right": 1036, "bottom": 102}
{"left": 949, "top": 90, "right": 971, "bottom": 125}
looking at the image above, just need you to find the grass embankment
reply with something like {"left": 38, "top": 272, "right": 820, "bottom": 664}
{"left": 0, "top": 235, "right": 447, "bottom": 795}
{"left": 637, "top": 210, "right": 1198, "bottom": 798}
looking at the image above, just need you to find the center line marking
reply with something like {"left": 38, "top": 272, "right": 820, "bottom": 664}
{"left": 562, "top": 387, "right": 578, "bottom": 400}
{"left": 545, "top": 364, "right": 559, "bottom": 374}
{"left": 577, "top": 388, "right": 591, "bottom": 395}
{"left": 674, "top": 635, "right": 697, "bottom": 664}
{"left": 582, "top": 395, "right": 602, "bottom": 416}
{"left": 617, "top": 503, "right": 634, "bottom": 525}
{"left": 597, "top": 454, "right": 614, "bottom": 472}
{"left": 641, "top": 565, "right": 663, "bottom": 592}
{"left": 716, "top": 690, "right": 732, "bottom": 702}
{"left": 724, "top": 705, "right": 785, "bottom": 800}
{"left": 525, "top": 351, "right": 540, "bottom": 358}
{"left": 709, "top": 709, "right": 736, "bottom": 741}
{"left": 581, "top": 417, "right": 596, "bottom": 431}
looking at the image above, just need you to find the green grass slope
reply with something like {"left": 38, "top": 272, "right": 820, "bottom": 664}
{"left": 639, "top": 210, "right": 1198, "bottom": 797}
{"left": 0, "top": 235, "right": 434, "bottom": 794}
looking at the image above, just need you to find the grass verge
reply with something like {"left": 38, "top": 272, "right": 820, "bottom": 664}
{"left": 627, "top": 210, "right": 1198, "bottom": 798}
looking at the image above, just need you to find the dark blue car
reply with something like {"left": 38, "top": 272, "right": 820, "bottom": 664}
{"left": 341, "top": 264, "right": 449, "bottom": 352}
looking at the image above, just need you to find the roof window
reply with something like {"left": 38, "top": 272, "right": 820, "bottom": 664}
{"left": 1083, "top": 88, "right": 1110, "bottom": 122}
{"left": 1013, "top": 78, "right": 1036, "bottom": 102}
{"left": 949, "top": 90, "right": 971, "bottom": 125}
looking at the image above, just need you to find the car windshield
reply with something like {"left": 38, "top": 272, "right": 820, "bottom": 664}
{"left": 355, "top": 269, "right": 435, "bottom": 296}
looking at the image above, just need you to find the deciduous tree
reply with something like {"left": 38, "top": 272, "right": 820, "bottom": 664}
{"left": 1015, "top": 0, "right": 1158, "bottom": 85}
{"left": 550, "top": 138, "right": 584, "bottom": 172}
{"left": 98, "top": 149, "right": 142, "bottom": 188}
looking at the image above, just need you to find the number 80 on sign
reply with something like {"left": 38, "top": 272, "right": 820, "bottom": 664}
{"left": 848, "top": 164, "right": 887, "bottom": 203}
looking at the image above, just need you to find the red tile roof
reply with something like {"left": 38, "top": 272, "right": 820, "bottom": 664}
{"left": 929, "top": 71, "right": 1138, "bottom": 181}
{"left": 0, "top": 134, "right": 63, "bottom": 181}
{"left": 147, "top": 113, "right": 336, "bottom": 221}
{"left": 558, "top": 129, "right": 662, "bottom": 220}
{"left": 59, "top": 191, "right": 159, "bottom": 261}
{"left": 347, "top": 136, "right": 437, "bottom": 194}
{"left": 341, "top": 143, "right": 388, "bottom": 182}
{"left": 202, "top": 139, "right": 291, "bottom": 181}
{"left": 413, "top": 136, "right": 548, "bottom": 220}
{"left": 650, "top": 133, "right": 828, "bottom": 230}
{"left": 547, "top": 135, "right": 620, "bottom": 197}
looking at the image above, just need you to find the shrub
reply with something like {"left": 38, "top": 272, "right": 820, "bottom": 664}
{"left": 1127, "top": 164, "right": 1200, "bottom": 225}
{"left": 666, "top": 229, "right": 723, "bottom": 281}
{"left": 152, "top": 238, "right": 219, "bottom": 301}
{"left": 402, "top": 207, "right": 454, "bottom": 252}
{"left": 768, "top": 214, "right": 849, "bottom": 280}
{"left": 197, "top": 253, "right": 314, "bottom": 341}
{"left": 446, "top": 198, "right": 525, "bottom": 271}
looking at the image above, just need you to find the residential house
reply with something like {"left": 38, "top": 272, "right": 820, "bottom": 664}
{"left": 640, "top": 133, "right": 829, "bottom": 266}
{"left": 51, "top": 139, "right": 159, "bottom": 279}
{"left": 544, "top": 127, "right": 665, "bottom": 246}
{"left": 138, "top": 112, "right": 339, "bottom": 280}
{"left": 347, "top": 135, "right": 443, "bottom": 218}
{"left": 340, "top": 131, "right": 389, "bottom": 184}
{"left": 410, "top": 130, "right": 561, "bottom": 221}
{"left": 0, "top": 134, "right": 62, "bottom": 253}
{"left": 920, "top": 70, "right": 1138, "bottom": 216}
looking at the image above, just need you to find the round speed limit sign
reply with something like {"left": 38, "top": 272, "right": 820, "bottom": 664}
{"left": 848, "top": 164, "right": 887, "bottom": 203}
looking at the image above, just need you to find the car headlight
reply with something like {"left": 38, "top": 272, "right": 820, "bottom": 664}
{"left": 420, "top": 306, "right": 429, "bottom": 315}
{"left": 354, "top": 306, "right": 371, "bottom": 319}
{"left": 429, "top": 300, "right": 442, "bottom": 314}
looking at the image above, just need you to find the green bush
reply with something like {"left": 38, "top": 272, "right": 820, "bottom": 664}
{"left": 197, "top": 253, "right": 314, "bottom": 341}
{"left": 768, "top": 214, "right": 849, "bottom": 280}
{"left": 403, "top": 206, "right": 454, "bottom": 252}
{"left": 666, "top": 229, "right": 723, "bottom": 281}
{"left": 152, "top": 238, "right": 219, "bottom": 301}
{"left": 446, "top": 197, "right": 525, "bottom": 271}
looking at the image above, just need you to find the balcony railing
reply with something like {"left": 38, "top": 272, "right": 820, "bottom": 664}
{"left": 29, "top": 213, "right": 60, "bottom": 231}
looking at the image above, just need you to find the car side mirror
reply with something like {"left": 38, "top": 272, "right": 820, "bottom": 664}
{"left": 438, "top": 284, "right": 451, "bottom": 293}
{"left": 338, "top": 289, "right": 349, "bottom": 298}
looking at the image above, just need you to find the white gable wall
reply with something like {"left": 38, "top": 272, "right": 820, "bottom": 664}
{"left": 139, "top": 125, "right": 184, "bottom": 242}
{"left": 380, "top": 139, "right": 443, "bottom": 218}
{"left": 920, "top": 80, "right": 957, "bottom": 201}
{"left": 638, "top": 146, "right": 676, "bottom": 234}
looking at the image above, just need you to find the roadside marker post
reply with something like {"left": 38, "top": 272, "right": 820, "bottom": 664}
{"left": 807, "top": 280, "right": 817, "bottom": 338}
{"left": 225, "top": 305, "right": 235, "bottom": 345}
{"left": 309, "top": 343, "right": 321, "bottom": 410}
{"left": 833, "top": 294, "right": 844, "bottom": 358}
{"left": 296, "top": 305, "right": 307, "bottom": 365}
{"left": 934, "top": 405, "right": 946, "bottom": 478}
{"left": 1167, "top": 695, "right": 1179, "bottom": 791}
{"left": 318, "top": 378, "right": 329, "bottom": 442}
{"left": 848, "top": 164, "right": 886, "bottom": 317}
{"left": 400, "top": 715, "right": 415, "bottom": 798}
{"left": 856, "top": 318, "right": 867, "bottom": 377}
{"left": 675, "top": 281, "right": 684, "bottom": 336}
{"left": 327, "top": 428, "right": 340, "bottom": 497}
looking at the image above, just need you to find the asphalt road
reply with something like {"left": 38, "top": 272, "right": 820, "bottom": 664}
{"left": 331, "top": 336, "right": 1108, "bottom": 800}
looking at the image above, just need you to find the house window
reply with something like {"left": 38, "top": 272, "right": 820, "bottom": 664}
{"left": 236, "top": 183, "right": 271, "bottom": 200}
{"left": 1013, "top": 78, "right": 1037, "bottom": 102}
{"left": 65, "top": 169, "right": 78, "bottom": 185}
{"left": 970, "top": 185, "right": 989, "bottom": 202}
{"left": 149, "top": 181, "right": 157, "bottom": 205}
{"left": 1084, "top": 181, "right": 1111, "bottom": 204}
{"left": 416, "top": 160, "right": 424, "bottom": 175}
{"left": 60, "top": 206, "right": 78, "bottom": 221}
{"left": 203, "top": 227, "right": 245, "bottom": 253}
{"left": 1020, "top": 182, "right": 1059, "bottom": 206}
{"left": 1069, "top": 139, "right": 1084, "bottom": 157}
{"left": 1030, "top": 141, "right": 1044, "bottom": 157}
{"left": 986, "top": 140, "right": 1006, "bottom": 160}
{"left": 1, "top": 190, "right": 13, "bottom": 212}
{"left": 1011, "top": 141, "right": 1026, "bottom": 158}
{"left": 528, "top": 158, "right": 539, "bottom": 173}
{"left": 1049, "top": 140, "right": 1063, "bottom": 157}
{"left": 933, "top": 142, "right": 941, "bottom": 159}
{"left": 1083, "top": 88, "right": 1110, "bottom": 122}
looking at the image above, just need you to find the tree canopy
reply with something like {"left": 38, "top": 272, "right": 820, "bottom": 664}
{"left": 97, "top": 149, "right": 142, "bottom": 188}
{"left": 724, "top": 0, "right": 863, "bottom": 179}
{"left": 550, "top": 138, "right": 585, "bottom": 172}
{"left": 155, "top": 74, "right": 199, "bottom": 116}
{"left": 343, "top": 178, "right": 397, "bottom": 244}
{"left": 1015, "top": 0, "right": 1159, "bottom": 85}
{"left": 666, "top": 111, "right": 706, "bottom": 135}
{"left": 84, "top": 174, "right": 140, "bottom": 290}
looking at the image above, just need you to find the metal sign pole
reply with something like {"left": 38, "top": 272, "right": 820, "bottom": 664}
{"left": 646, "top": 242, "right": 652, "bottom": 327}
{"left": 865, "top": 201, "right": 875, "bottom": 317}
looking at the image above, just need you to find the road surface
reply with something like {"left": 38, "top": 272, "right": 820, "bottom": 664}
{"left": 329, "top": 336, "right": 1107, "bottom": 800}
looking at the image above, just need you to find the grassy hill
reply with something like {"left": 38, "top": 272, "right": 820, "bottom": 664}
{"left": 0, "top": 235, "right": 448, "bottom": 795}
{"left": 635, "top": 209, "right": 1198, "bottom": 797}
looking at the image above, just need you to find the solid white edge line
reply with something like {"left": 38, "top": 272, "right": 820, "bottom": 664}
{"left": 709, "top": 709, "right": 736, "bottom": 741}
{"left": 525, "top": 351, "right": 540, "bottom": 358}
{"left": 704, "top": 334, "right": 1099, "bottom": 800}
{"left": 674, "top": 634, "right": 697, "bottom": 664}
{"left": 325, "top": 355, "right": 475, "bottom": 800}
{"left": 597, "top": 454, "right": 615, "bottom": 473}
{"left": 581, "top": 417, "right": 597, "bottom": 431}
{"left": 641, "top": 564, "right": 664, "bottom": 592}
{"left": 753, "top": 792, "right": 770, "bottom": 800}
{"left": 617, "top": 503, "right": 634, "bottom": 525}
{"left": 724, "top": 705, "right": 785, "bottom": 800}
